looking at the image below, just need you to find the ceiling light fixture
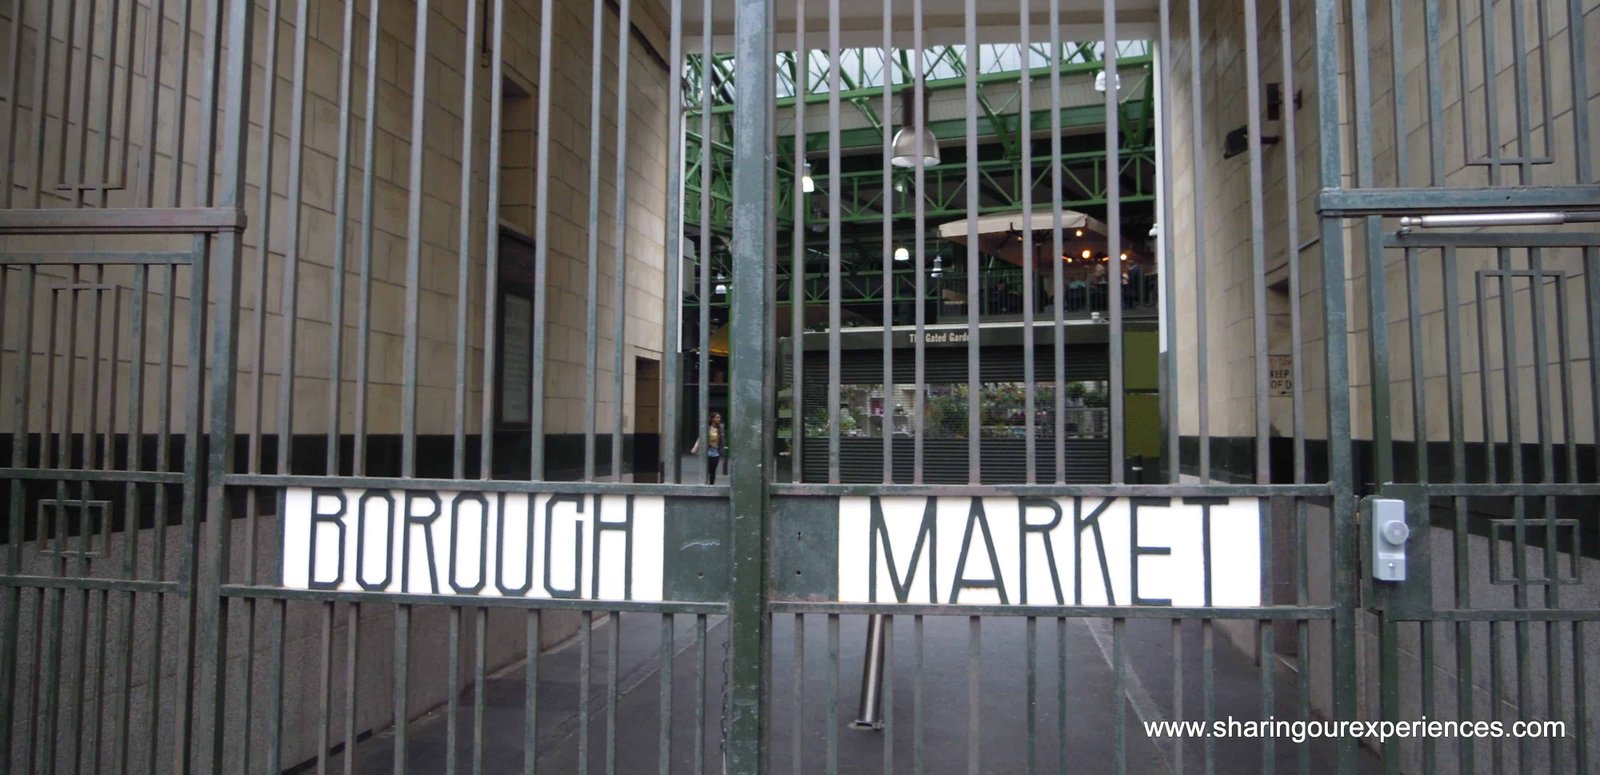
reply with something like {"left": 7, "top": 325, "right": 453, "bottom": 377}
{"left": 801, "top": 161, "right": 815, "bottom": 193}
{"left": 890, "top": 84, "right": 941, "bottom": 168}
{"left": 894, "top": 246, "right": 910, "bottom": 262}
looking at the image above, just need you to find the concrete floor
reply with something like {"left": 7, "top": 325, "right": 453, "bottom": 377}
{"left": 349, "top": 612, "right": 1380, "bottom": 774}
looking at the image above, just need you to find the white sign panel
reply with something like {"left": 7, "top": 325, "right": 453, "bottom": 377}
{"left": 282, "top": 488, "right": 665, "bottom": 602}
{"left": 838, "top": 496, "right": 1262, "bottom": 607}
{"left": 1268, "top": 354, "right": 1294, "bottom": 397}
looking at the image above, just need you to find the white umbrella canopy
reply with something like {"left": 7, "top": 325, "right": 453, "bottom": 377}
{"left": 936, "top": 210, "right": 1120, "bottom": 268}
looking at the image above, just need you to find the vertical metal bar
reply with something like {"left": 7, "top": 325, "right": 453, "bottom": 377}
{"left": 194, "top": 1, "right": 255, "bottom": 763}
{"left": 39, "top": 291, "right": 76, "bottom": 775}
{"left": 26, "top": 0, "right": 52, "bottom": 208}
{"left": 57, "top": 0, "right": 81, "bottom": 194}
{"left": 72, "top": 0, "right": 96, "bottom": 197}
{"left": 792, "top": 613, "right": 804, "bottom": 772}
{"left": 2, "top": 269, "right": 35, "bottom": 768}
{"left": 1103, "top": 0, "right": 1123, "bottom": 483}
{"left": 353, "top": 0, "right": 380, "bottom": 477}
{"left": 1026, "top": 617, "right": 1038, "bottom": 775}
{"left": 86, "top": 286, "right": 118, "bottom": 770}
{"left": 1259, "top": 620, "right": 1275, "bottom": 775}
{"left": 1051, "top": 0, "right": 1066, "bottom": 482}
{"left": 525, "top": 610, "right": 540, "bottom": 775}
{"left": 1477, "top": 0, "right": 1501, "bottom": 181}
{"left": 344, "top": 603, "right": 361, "bottom": 775}
{"left": 1278, "top": 0, "right": 1304, "bottom": 487}
{"left": 93, "top": 0, "right": 122, "bottom": 209}
{"left": 143, "top": 265, "right": 176, "bottom": 775}
{"left": 1172, "top": 619, "right": 1184, "bottom": 775}
{"left": 694, "top": 614, "right": 706, "bottom": 775}
{"left": 1186, "top": 0, "right": 1209, "bottom": 481}
{"left": 883, "top": 614, "right": 896, "bottom": 771}
{"left": 448, "top": 608, "right": 462, "bottom": 775}
{"left": 1019, "top": 0, "right": 1036, "bottom": 484}
{"left": 1441, "top": 246, "right": 1475, "bottom": 772}
{"left": 1508, "top": 0, "right": 1532, "bottom": 183}
{"left": 1113, "top": 618, "right": 1125, "bottom": 775}
{"left": 454, "top": 0, "right": 480, "bottom": 481}
{"left": 882, "top": 0, "right": 895, "bottom": 484}
{"left": 1315, "top": 0, "right": 1361, "bottom": 767}
{"left": 1570, "top": 0, "right": 1594, "bottom": 187}
{"left": 276, "top": 0, "right": 311, "bottom": 482}
{"left": 1575, "top": 621, "right": 1589, "bottom": 774}
{"left": 482, "top": 0, "right": 505, "bottom": 479}
{"left": 607, "top": 613, "right": 620, "bottom": 775}
{"left": 1421, "top": 622, "right": 1437, "bottom": 772}
{"left": 474, "top": 608, "right": 488, "bottom": 775}
{"left": 393, "top": 604, "right": 411, "bottom": 775}
{"left": 1422, "top": 0, "right": 1445, "bottom": 187}
{"left": 1475, "top": 271, "right": 1498, "bottom": 484}
{"left": 827, "top": 614, "right": 839, "bottom": 775}
{"left": 1554, "top": 277, "right": 1577, "bottom": 484}
{"left": 1388, "top": 0, "right": 1407, "bottom": 189}
{"left": 1350, "top": 0, "right": 1393, "bottom": 490}
{"left": 318, "top": 603, "right": 335, "bottom": 774}
{"left": 266, "top": 599, "right": 286, "bottom": 775}
{"left": 968, "top": 616, "right": 981, "bottom": 775}
{"left": 1379, "top": 616, "right": 1400, "bottom": 773}
{"left": 788, "top": 3, "right": 807, "bottom": 485}
{"left": 1056, "top": 617, "right": 1068, "bottom": 774}
{"left": 1243, "top": 0, "right": 1268, "bottom": 485}
{"left": 65, "top": 282, "right": 105, "bottom": 775}
{"left": 1406, "top": 248, "right": 1428, "bottom": 483}
{"left": 1, "top": 0, "right": 23, "bottom": 208}
{"left": 323, "top": 0, "right": 354, "bottom": 476}
{"left": 664, "top": 0, "right": 686, "bottom": 484}
{"left": 913, "top": 615, "right": 924, "bottom": 772}
{"left": 529, "top": 0, "right": 552, "bottom": 480}
{"left": 963, "top": 0, "right": 979, "bottom": 482}
{"left": 611, "top": 0, "right": 632, "bottom": 482}
{"left": 400, "top": 0, "right": 431, "bottom": 479}
{"left": 109, "top": 0, "right": 137, "bottom": 206}
{"left": 727, "top": 0, "right": 775, "bottom": 767}
{"left": 237, "top": 127, "right": 270, "bottom": 762}
{"left": 912, "top": 0, "right": 926, "bottom": 484}
{"left": 113, "top": 266, "right": 146, "bottom": 775}
{"left": 696, "top": 0, "right": 711, "bottom": 484}
{"left": 168, "top": 0, "right": 191, "bottom": 206}
{"left": 658, "top": 613, "right": 673, "bottom": 775}
{"left": 580, "top": 611, "right": 592, "bottom": 775}
{"left": 826, "top": 0, "right": 841, "bottom": 485}
{"left": 584, "top": 0, "right": 604, "bottom": 482}
{"left": 1202, "top": 619, "right": 1214, "bottom": 774}
{"left": 1156, "top": 0, "right": 1178, "bottom": 482}
{"left": 1490, "top": 620, "right": 1504, "bottom": 771}
{"left": 137, "top": 0, "right": 163, "bottom": 207}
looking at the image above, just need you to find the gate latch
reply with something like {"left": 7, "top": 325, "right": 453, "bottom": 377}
{"left": 1369, "top": 498, "right": 1409, "bottom": 582}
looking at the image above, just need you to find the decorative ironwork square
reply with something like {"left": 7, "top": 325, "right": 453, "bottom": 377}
{"left": 1488, "top": 518, "right": 1581, "bottom": 586}
{"left": 35, "top": 499, "right": 112, "bottom": 558}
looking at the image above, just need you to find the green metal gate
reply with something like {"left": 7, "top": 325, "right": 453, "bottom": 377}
{"left": 2, "top": 0, "right": 1598, "bottom": 773}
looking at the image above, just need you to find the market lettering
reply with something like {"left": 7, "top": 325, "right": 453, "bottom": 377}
{"left": 840, "top": 495, "right": 1263, "bottom": 607}
{"left": 282, "top": 488, "right": 666, "bottom": 602}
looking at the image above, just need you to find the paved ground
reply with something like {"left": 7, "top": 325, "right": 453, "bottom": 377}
{"left": 351, "top": 612, "right": 1380, "bottom": 774}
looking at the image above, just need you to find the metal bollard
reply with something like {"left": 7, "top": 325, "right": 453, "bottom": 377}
{"left": 849, "top": 614, "right": 887, "bottom": 730}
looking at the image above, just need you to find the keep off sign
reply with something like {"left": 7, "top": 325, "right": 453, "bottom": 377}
{"left": 282, "top": 488, "right": 666, "bottom": 601}
{"left": 837, "top": 496, "right": 1263, "bottom": 607}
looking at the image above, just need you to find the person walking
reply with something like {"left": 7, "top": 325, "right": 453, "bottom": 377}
{"left": 690, "top": 411, "right": 727, "bottom": 484}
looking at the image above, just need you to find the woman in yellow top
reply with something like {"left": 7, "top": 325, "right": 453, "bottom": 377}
{"left": 690, "top": 412, "right": 727, "bottom": 484}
